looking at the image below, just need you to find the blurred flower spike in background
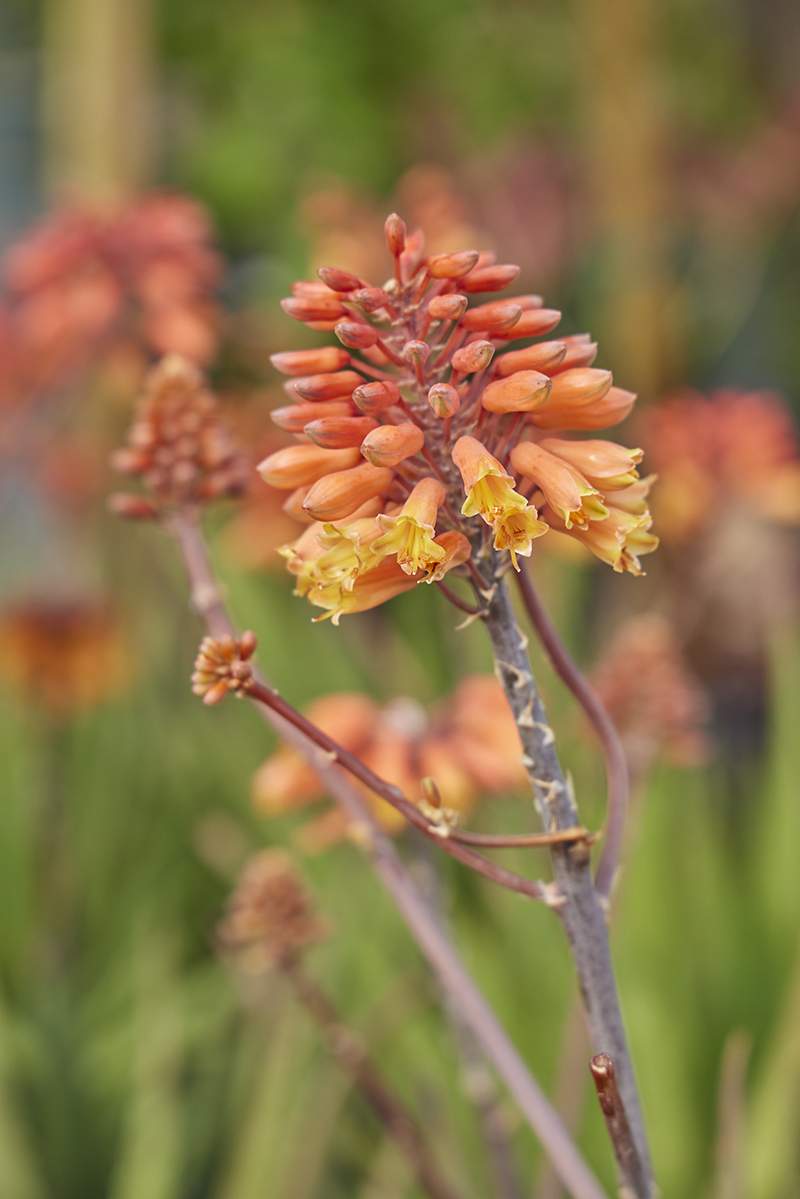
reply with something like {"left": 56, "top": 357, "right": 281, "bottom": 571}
{"left": 252, "top": 676, "right": 527, "bottom": 852}
{"left": 260, "top": 213, "right": 658, "bottom": 623}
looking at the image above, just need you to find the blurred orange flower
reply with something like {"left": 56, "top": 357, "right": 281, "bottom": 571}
{"left": 252, "top": 676, "right": 527, "bottom": 851}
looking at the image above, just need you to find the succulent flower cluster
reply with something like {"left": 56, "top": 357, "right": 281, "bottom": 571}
{"left": 591, "top": 614, "right": 710, "bottom": 776}
{"left": 260, "top": 214, "right": 657, "bottom": 623}
{"left": 109, "top": 356, "right": 249, "bottom": 517}
{"left": 638, "top": 388, "right": 800, "bottom": 542}
{"left": 216, "top": 849, "right": 329, "bottom": 972}
{"left": 191, "top": 631, "right": 257, "bottom": 705}
{"left": 252, "top": 675, "right": 527, "bottom": 850}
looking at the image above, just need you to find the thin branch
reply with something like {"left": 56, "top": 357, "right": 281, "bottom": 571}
{"left": 281, "top": 955, "right": 463, "bottom": 1199}
{"left": 515, "top": 564, "right": 629, "bottom": 901}
{"left": 589, "top": 1054, "right": 652, "bottom": 1199}
{"left": 165, "top": 510, "right": 610, "bottom": 1199}
{"left": 433, "top": 579, "right": 485, "bottom": 616}
{"left": 242, "top": 677, "right": 551, "bottom": 903}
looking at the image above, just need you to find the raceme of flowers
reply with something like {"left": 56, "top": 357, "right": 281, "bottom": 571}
{"left": 260, "top": 214, "right": 657, "bottom": 623}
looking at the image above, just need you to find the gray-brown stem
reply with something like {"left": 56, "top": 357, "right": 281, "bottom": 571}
{"left": 167, "top": 512, "right": 609, "bottom": 1199}
{"left": 480, "top": 569, "right": 654, "bottom": 1197}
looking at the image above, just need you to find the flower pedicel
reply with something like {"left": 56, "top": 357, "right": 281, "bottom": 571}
{"left": 263, "top": 214, "right": 656, "bottom": 621}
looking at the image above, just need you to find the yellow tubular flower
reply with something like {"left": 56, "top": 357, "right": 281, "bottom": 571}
{"left": 510, "top": 441, "right": 608, "bottom": 529}
{"left": 452, "top": 436, "right": 547, "bottom": 567}
{"left": 371, "top": 478, "right": 447, "bottom": 576}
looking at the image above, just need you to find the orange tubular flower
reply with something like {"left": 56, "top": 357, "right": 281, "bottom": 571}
{"left": 265, "top": 211, "right": 655, "bottom": 615}
{"left": 453, "top": 436, "right": 547, "bottom": 567}
{"left": 538, "top": 438, "right": 643, "bottom": 490}
{"left": 371, "top": 478, "right": 447, "bottom": 576}
{"left": 510, "top": 441, "right": 608, "bottom": 529}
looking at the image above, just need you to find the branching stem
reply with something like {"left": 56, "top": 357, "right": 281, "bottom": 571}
{"left": 515, "top": 564, "right": 629, "bottom": 900}
{"left": 166, "top": 509, "right": 610, "bottom": 1199}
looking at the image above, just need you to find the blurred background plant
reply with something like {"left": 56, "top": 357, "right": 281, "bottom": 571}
{"left": 1, "top": 0, "right": 800, "bottom": 1196}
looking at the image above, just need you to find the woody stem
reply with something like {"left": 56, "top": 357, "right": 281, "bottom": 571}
{"left": 280, "top": 954, "right": 462, "bottom": 1199}
{"left": 479, "top": 566, "right": 654, "bottom": 1198}
{"left": 515, "top": 563, "right": 629, "bottom": 900}
{"left": 166, "top": 509, "right": 609, "bottom": 1199}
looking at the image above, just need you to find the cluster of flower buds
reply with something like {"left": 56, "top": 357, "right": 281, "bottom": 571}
{"left": 0, "top": 192, "right": 221, "bottom": 407}
{"left": 109, "top": 355, "right": 249, "bottom": 518}
{"left": 216, "top": 849, "right": 329, "bottom": 973}
{"left": 637, "top": 389, "right": 800, "bottom": 542}
{"left": 190, "top": 631, "right": 257, "bottom": 706}
{"left": 590, "top": 614, "right": 710, "bottom": 776}
{"left": 252, "top": 675, "right": 527, "bottom": 851}
{"left": 260, "top": 214, "right": 657, "bottom": 622}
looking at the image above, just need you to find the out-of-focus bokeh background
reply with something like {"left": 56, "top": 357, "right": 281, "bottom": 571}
{"left": 2, "top": 1, "right": 800, "bottom": 1196}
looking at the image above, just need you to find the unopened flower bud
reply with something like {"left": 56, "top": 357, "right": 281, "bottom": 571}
{"left": 303, "top": 462, "right": 394, "bottom": 522}
{"left": 270, "top": 400, "right": 354, "bottom": 434}
{"left": 270, "top": 348, "right": 351, "bottom": 376}
{"left": 335, "top": 320, "right": 379, "bottom": 350}
{"left": 385, "top": 213, "right": 406, "bottom": 256}
{"left": 304, "top": 415, "right": 379, "bottom": 449}
{"left": 352, "top": 379, "right": 403, "bottom": 415}
{"left": 481, "top": 370, "right": 552, "bottom": 414}
{"left": 495, "top": 340, "right": 568, "bottom": 377}
{"left": 426, "top": 250, "right": 480, "bottom": 279}
{"left": 427, "top": 294, "right": 468, "bottom": 320}
{"left": 532, "top": 386, "right": 636, "bottom": 432}
{"left": 498, "top": 308, "right": 561, "bottom": 339}
{"left": 361, "top": 423, "right": 425, "bottom": 467}
{"left": 512, "top": 294, "right": 544, "bottom": 309}
{"left": 403, "top": 340, "right": 430, "bottom": 366}
{"left": 280, "top": 295, "right": 347, "bottom": 322}
{"left": 110, "top": 447, "right": 150, "bottom": 474}
{"left": 461, "top": 300, "right": 522, "bottom": 334}
{"left": 282, "top": 485, "right": 315, "bottom": 522}
{"left": 461, "top": 264, "right": 520, "bottom": 293}
{"left": 107, "top": 493, "right": 159, "bottom": 520}
{"left": 549, "top": 367, "right": 613, "bottom": 406}
{"left": 317, "top": 266, "right": 362, "bottom": 292}
{"left": 293, "top": 370, "right": 365, "bottom": 401}
{"left": 291, "top": 280, "right": 336, "bottom": 297}
{"left": 353, "top": 287, "right": 389, "bottom": 312}
{"left": 257, "top": 444, "right": 361, "bottom": 490}
{"left": 547, "top": 334, "right": 598, "bottom": 374}
{"left": 451, "top": 340, "right": 495, "bottom": 375}
{"left": 427, "top": 382, "right": 460, "bottom": 418}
